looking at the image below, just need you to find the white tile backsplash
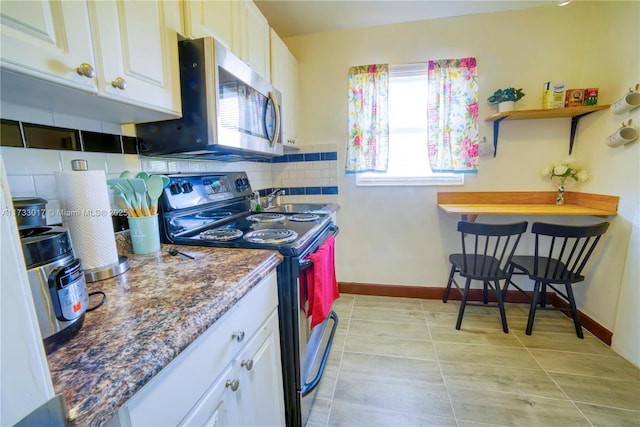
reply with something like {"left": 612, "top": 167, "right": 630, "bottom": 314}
{"left": 105, "top": 153, "right": 141, "bottom": 175}
{"left": 33, "top": 174, "right": 59, "bottom": 200}
{"left": 60, "top": 151, "right": 107, "bottom": 171}
{"left": 7, "top": 174, "right": 35, "bottom": 197}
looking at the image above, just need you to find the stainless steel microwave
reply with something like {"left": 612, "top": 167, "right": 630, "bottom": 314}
{"left": 136, "top": 37, "right": 283, "bottom": 161}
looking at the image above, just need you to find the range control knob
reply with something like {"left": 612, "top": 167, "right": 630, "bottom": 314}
{"left": 170, "top": 183, "right": 183, "bottom": 195}
{"left": 182, "top": 182, "right": 193, "bottom": 193}
{"left": 235, "top": 177, "right": 245, "bottom": 190}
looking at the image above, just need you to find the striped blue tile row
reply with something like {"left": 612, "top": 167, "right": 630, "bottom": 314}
{"left": 271, "top": 151, "right": 338, "bottom": 163}
{"left": 258, "top": 186, "right": 339, "bottom": 197}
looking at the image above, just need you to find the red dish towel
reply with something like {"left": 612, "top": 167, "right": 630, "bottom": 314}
{"left": 305, "top": 235, "right": 339, "bottom": 330}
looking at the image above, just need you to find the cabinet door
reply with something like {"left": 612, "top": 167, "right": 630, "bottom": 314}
{"left": 270, "top": 29, "right": 299, "bottom": 146}
{"left": 235, "top": 310, "right": 285, "bottom": 427}
{"left": 179, "top": 364, "right": 241, "bottom": 427}
{"left": 0, "top": 0, "right": 97, "bottom": 92}
{"left": 235, "top": 1, "right": 270, "bottom": 81}
{"left": 87, "top": 0, "right": 181, "bottom": 115}
{"left": 183, "top": 0, "right": 234, "bottom": 51}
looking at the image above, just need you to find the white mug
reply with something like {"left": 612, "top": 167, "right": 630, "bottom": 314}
{"left": 610, "top": 91, "right": 640, "bottom": 114}
{"left": 606, "top": 126, "right": 638, "bottom": 147}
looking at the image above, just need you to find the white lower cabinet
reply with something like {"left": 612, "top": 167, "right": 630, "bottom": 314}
{"left": 182, "top": 311, "right": 282, "bottom": 427}
{"left": 108, "top": 271, "right": 284, "bottom": 427}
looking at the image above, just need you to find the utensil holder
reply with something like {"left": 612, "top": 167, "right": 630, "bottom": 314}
{"left": 127, "top": 215, "right": 160, "bottom": 254}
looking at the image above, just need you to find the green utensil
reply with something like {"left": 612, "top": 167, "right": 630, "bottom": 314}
{"left": 147, "top": 175, "right": 167, "bottom": 216}
{"left": 128, "top": 178, "right": 150, "bottom": 216}
{"left": 107, "top": 178, "right": 137, "bottom": 217}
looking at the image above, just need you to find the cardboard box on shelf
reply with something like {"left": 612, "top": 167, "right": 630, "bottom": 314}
{"left": 542, "top": 81, "right": 567, "bottom": 109}
{"left": 584, "top": 88, "right": 599, "bottom": 106}
{"left": 565, "top": 89, "right": 585, "bottom": 107}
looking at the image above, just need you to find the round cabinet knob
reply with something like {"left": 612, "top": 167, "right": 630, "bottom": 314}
{"left": 225, "top": 379, "right": 239, "bottom": 392}
{"left": 76, "top": 63, "right": 95, "bottom": 78}
{"left": 111, "top": 77, "right": 127, "bottom": 90}
{"left": 241, "top": 359, "right": 254, "bottom": 371}
{"left": 231, "top": 330, "right": 245, "bottom": 342}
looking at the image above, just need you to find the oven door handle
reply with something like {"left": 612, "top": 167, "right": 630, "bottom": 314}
{"left": 301, "top": 310, "right": 339, "bottom": 397}
{"left": 299, "top": 224, "right": 339, "bottom": 271}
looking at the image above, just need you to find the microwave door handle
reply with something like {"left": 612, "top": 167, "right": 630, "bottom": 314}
{"left": 268, "top": 91, "right": 281, "bottom": 147}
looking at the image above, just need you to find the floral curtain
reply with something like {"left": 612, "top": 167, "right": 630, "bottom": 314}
{"left": 345, "top": 64, "right": 389, "bottom": 173}
{"left": 427, "top": 58, "right": 479, "bottom": 173}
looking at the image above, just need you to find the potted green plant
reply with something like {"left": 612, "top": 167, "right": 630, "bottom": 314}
{"left": 487, "top": 87, "right": 525, "bottom": 112}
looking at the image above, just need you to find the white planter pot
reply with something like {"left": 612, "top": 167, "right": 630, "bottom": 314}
{"left": 498, "top": 101, "right": 515, "bottom": 113}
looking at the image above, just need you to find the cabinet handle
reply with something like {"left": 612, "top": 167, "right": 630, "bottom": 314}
{"left": 231, "top": 330, "right": 245, "bottom": 342}
{"left": 111, "top": 77, "right": 127, "bottom": 90}
{"left": 241, "top": 359, "right": 254, "bottom": 371}
{"left": 76, "top": 63, "right": 95, "bottom": 78}
{"left": 225, "top": 379, "right": 239, "bottom": 392}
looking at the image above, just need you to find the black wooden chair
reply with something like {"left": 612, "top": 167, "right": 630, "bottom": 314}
{"left": 504, "top": 221, "right": 610, "bottom": 338}
{"left": 443, "top": 221, "right": 528, "bottom": 333}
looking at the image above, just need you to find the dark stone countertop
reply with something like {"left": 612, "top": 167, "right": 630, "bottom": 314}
{"left": 45, "top": 245, "right": 282, "bottom": 426}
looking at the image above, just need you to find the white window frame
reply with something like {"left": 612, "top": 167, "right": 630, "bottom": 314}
{"left": 356, "top": 63, "right": 464, "bottom": 187}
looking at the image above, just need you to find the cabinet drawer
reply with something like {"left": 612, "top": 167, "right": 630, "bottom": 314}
{"left": 123, "top": 272, "right": 278, "bottom": 426}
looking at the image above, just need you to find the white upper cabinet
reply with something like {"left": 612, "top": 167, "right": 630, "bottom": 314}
{"left": 88, "top": 0, "right": 181, "bottom": 116}
{"left": 270, "top": 29, "right": 299, "bottom": 147}
{"left": 182, "top": 0, "right": 234, "bottom": 50}
{"left": 0, "top": 0, "right": 181, "bottom": 123}
{"left": 182, "top": 1, "right": 270, "bottom": 81}
{"left": 235, "top": 1, "right": 270, "bottom": 81}
{"left": 0, "top": 1, "right": 98, "bottom": 92}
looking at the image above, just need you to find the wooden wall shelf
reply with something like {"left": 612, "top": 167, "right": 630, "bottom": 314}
{"left": 437, "top": 191, "right": 619, "bottom": 222}
{"left": 484, "top": 105, "right": 610, "bottom": 156}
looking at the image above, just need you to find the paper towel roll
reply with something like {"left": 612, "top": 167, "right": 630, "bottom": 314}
{"left": 55, "top": 169, "right": 119, "bottom": 270}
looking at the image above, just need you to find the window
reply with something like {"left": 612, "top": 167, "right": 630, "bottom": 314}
{"left": 356, "top": 64, "right": 463, "bottom": 186}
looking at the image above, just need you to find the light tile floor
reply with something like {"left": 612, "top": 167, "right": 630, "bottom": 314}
{"left": 306, "top": 294, "right": 640, "bottom": 427}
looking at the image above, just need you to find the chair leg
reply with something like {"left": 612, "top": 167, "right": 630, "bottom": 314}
{"left": 455, "top": 278, "right": 472, "bottom": 330}
{"left": 565, "top": 284, "right": 584, "bottom": 339}
{"left": 526, "top": 281, "right": 542, "bottom": 335}
{"left": 493, "top": 280, "right": 508, "bottom": 334}
{"left": 503, "top": 264, "right": 514, "bottom": 300}
{"left": 443, "top": 265, "right": 457, "bottom": 303}
{"left": 483, "top": 281, "right": 489, "bottom": 304}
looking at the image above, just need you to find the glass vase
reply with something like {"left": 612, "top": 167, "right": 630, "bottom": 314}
{"left": 556, "top": 185, "right": 565, "bottom": 205}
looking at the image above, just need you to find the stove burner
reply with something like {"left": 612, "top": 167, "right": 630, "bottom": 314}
{"left": 200, "top": 228, "right": 243, "bottom": 241}
{"left": 196, "top": 211, "right": 234, "bottom": 220}
{"left": 289, "top": 213, "right": 320, "bottom": 222}
{"left": 243, "top": 229, "right": 298, "bottom": 244}
{"left": 246, "top": 213, "right": 286, "bottom": 223}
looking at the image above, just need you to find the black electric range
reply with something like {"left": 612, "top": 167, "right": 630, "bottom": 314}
{"left": 156, "top": 172, "right": 339, "bottom": 427}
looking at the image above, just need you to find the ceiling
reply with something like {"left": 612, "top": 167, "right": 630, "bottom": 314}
{"left": 254, "top": 0, "right": 557, "bottom": 38}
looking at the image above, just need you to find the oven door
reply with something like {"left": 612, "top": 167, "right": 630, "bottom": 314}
{"left": 297, "top": 227, "right": 339, "bottom": 425}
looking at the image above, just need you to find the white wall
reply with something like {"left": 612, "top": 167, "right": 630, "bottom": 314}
{"left": 285, "top": 1, "right": 640, "bottom": 365}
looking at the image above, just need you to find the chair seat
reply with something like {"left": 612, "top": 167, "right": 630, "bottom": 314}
{"left": 449, "top": 254, "right": 505, "bottom": 280}
{"left": 510, "top": 255, "right": 585, "bottom": 283}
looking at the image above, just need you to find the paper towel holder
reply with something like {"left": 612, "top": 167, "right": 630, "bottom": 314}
{"left": 84, "top": 255, "right": 130, "bottom": 282}
{"left": 67, "top": 159, "right": 131, "bottom": 282}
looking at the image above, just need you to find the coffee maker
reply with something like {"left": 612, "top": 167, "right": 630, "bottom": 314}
{"left": 13, "top": 197, "right": 89, "bottom": 354}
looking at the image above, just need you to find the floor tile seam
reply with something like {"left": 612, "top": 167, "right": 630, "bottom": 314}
{"left": 341, "top": 349, "right": 440, "bottom": 363}
{"left": 345, "top": 331, "right": 433, "bottom": 343}
{"left": 429, "top": 340, "right": 524, "bottom": 350}
{"left": 446, "top": 384, "right": 582, "bottom": 404}
{"left": 437, "top": 360, "right": 546, "bottom": 373}
{"left": 350, "top": 317, "right": 429, "bottom": 325}
{"left": 543, "top": 369, "right": 640, "bottom": 384}
{"left": 349, "top": 317, "right": 431, "bottom": 327}
{"left": 326, "top": 396, "right": 458, "bottom": 423}
{"left": 431, "top": 331, "right": 460, "bottom": 425}
{"left": 569, "top": 398, "right": 640, "bottom": 413}
{"left": 527, "top": 347, "right": 631, "bottom": 362}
